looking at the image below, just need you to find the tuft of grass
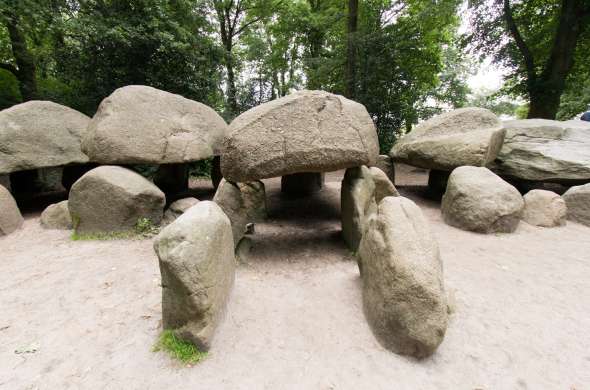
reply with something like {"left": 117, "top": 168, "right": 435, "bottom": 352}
{"left": 153, "top": 330, "right": 207, "bottom": 365}
{"left": 70, "top": 218, "right": 160, "bottom": 241}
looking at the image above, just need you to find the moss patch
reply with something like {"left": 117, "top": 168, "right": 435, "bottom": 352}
{"left": 153, "top": 330, "right": 207, "bottom": 365}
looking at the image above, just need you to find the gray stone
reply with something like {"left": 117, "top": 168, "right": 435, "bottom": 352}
{"left": 491, "top": 119, "right": 590, "bottom": 184}
{"left": 68, "top": 166, "right": 165, "bottom": 234}
{"left": 0, "top": 101, "right": 90, "bottom": 174}
{"left": 359, "top": 196, "right": 448, "bottom": 359}
{"left": 221, "top": 90, "right": 379, "bottom": 182}
{"left": 390, "top": 107, "right": 505, "bottom": 171}
{"left": 153, "top": 201, "right": 235, "bottom": 351}
{"left": 341, "top": 166, "right": 377, "bottom": 252}
{"left": 40, "top": 200, "right": 72, "bottom": 230}
{"left": 368, "top": 167, "right": 399, "bottom": 203}
{"left": 213, "top": 179, "right": 267, "bottom": 246}
{"left": 83, "top": 86, "right": 228, "bottom": 164}
{"left": 442, "top": 166, "right": 524, "bottom": 233}
{"left": 281, "top": 172, "right": 324, "bottom": 196}
{"left": 522, "top": 190, "right": 567, "bottom": 227}
{"left": 0, "top": 185, "right": 23, "bottom": 236}
{"left": 563, "top": 183, "right": 590, "bottom": 226}
{"left": 372, "top": 155, "right": 395, "bottom": 183}
{"left": 162, "top": 197, "right": 199, "bottom": 225}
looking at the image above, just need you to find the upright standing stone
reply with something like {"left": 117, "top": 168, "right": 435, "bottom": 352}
{"left": 0, "top": 185, "right": 23, "bottom": 236}
{"left": 441, "top": 166, "right": 524, "bottom": 233}
{"left": 153, "top": 201, "right": 235, "bottom": 351}
{"left": 563, "top": 183, "right": 590, "bottom": 226}
{"left": 213, "top": 179, "right": 267, "bottom": 246}
{"left": 359, "top": 196, "right": 448, "bottom": 358}
{"left": 341, "top": 166, "right": 377, "bottom": 252}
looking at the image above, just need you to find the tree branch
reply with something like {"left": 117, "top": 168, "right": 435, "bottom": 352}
{"left": 503, "top": 0, "right": 536, "bottom": 81}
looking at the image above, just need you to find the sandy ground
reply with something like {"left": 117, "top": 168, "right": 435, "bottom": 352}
{"left": 1, "top": 165, "right": 590, "bottom": 389}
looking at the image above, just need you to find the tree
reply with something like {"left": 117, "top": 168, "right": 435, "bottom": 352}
{"left": 209, "top": 0, "right": 281, "bottom": 118}
{"left": 345, "top": 0, "right": 358, "bottom": 98}
{"left": 466, "top": 0, "right": 590, "bottom": 119}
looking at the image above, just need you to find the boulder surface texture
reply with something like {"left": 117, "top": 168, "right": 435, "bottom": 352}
{"left": 491, "top": 119, "right": 590, "bottom": 184}
{"left": 522, "top": 190, "right": 567, "bottom": 227}
{"left": 372, "top": 155, "right": 395, "bottom": 183}
{"left": 153, "top": 201, "right": 235, "bottom": 351}
{"left": 162, "top": 197, "right": 199, "bottom": 225}
{"left": 40, "top": 200, "right": 73, "bottom": 230}
{"left": 442, "top": 166, "right": 524, "bottom": 233}
{"left": 213, "top": 179, "right": 267, "bottom": 246}
{"left": 359, "top": 196, "right": 448, "bottom": 358}
{"left": 221, "top": 90, "right": 379, "bottom": 182}
{"left": 83, "top": 85, "right": 228, "bottom": 164}
{"left": 563, "top": 183, "right": 590, "bottom": 226}
{"left": 0, "top": 185, "right": 23, "bottom": 236}
{"left": 0, "top": 101, "right": 90, "bottom": 174}
{"left": 390, "top": 107, "right": 505, "bottom": 171}
{"left": 69, "top": 166, "right": 165, "bottom": 234}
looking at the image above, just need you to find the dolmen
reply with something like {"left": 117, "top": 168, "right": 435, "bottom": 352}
{"left": 82, "top": 85, "right": 229, "bottom": 193}
{"left": 390, "top": 107, "right": 506, "bottom": 194}
{"left": 0, "top": 101, "right": 91, "bottom": 193}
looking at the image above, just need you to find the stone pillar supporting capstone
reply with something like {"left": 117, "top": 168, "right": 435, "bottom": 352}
{"left": 280, "top": 172, "right": 324, "bottom": 196}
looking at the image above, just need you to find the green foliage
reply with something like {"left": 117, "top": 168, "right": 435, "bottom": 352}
{"left": 153, "top": 330, "right": 207, "bottom": 365}
{"left": 467, "top": 87, "right": 520, "bottom": 117}
{"left": 189, "top": 158, "right": 213, "bottom": 179}
{"left": 557, "top": 77, "right": 590, "bottom": 120}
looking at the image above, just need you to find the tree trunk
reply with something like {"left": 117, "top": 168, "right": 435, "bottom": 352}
{"left": 4, "top": 11, "right": 38, "bottom": 101}
{"left": 527, "top": 88, "right": 562, "bottom": 119}
{"left": 345, "top": 0, "right": 358, "bottom": 98}
{"left": 224, "top": 47, "right": 238, "bottom": 117}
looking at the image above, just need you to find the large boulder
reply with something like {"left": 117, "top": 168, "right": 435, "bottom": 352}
{"left": 359, "top": 196, "right": 448, "bottom": 358}
{"left": 0, "top": 185, "right": 23, "bottom": 236}
{"left": 341, "top": 166, "right": 399, "bottom": 253}
{"left": 491, "top": 119, "right": 590, "bottom": 184}
{"left": 40, "top": 200, "right": 73, "bottom": 230}
{"left": 221, "top": 90, "right": 379, "bottom": 182}
{"left": 153, "top": 201, "right": 235, "bottom": 351}
{"left": 442, "top": 166, "right": 524, "bottom": 233}
{"left": 522, "top": 190, "right": 567, "bottom": 227}
{"left": 213, "top": 179, "right": 267, "bottom": 246}
{"left": 82, "top": 86, "right": 228, "bottom": 164}
{"left": 69, "top": 166, "right": 165, "bottom": 234}
{"left": 0, "top": 101, "right": 90, "bottom": 174}
{"left": 162, "top": 197, "right": 199, "bottom": 226}
{"left": 390, "top": 107, "right": 505, "bottom": 171}
{"left": 563, "top": 183, "right": 590, "bottom": 226}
